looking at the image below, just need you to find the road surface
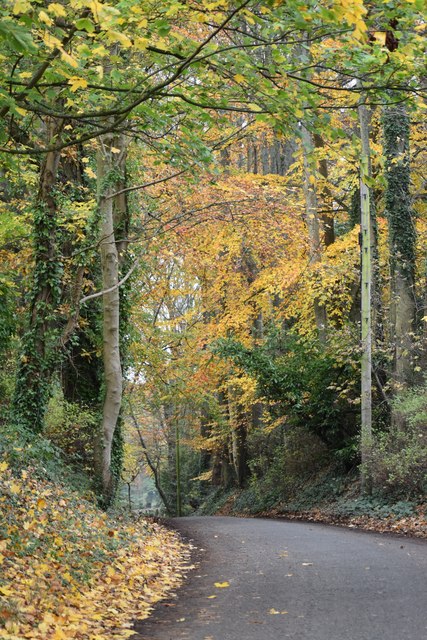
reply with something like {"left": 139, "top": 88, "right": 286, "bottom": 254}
{"left": 134, "top": 516, "right": 427, "bottom": 640}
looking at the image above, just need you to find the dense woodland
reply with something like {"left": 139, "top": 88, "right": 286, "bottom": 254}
{"left": 0, "top": 0, "right": 426, "bottom": 525}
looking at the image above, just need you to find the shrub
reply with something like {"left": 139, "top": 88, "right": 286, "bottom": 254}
{"left": 370, "top": 385, "right": 427, "bottom": 496}
{"left": 43, "top": 390, "right": 98, "bottom": 475}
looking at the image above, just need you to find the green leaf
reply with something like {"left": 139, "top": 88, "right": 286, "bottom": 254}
{"left": 75, "top": 18, "right": 95, "bottom": 33}
{"left": 0, "top": 19, "right": 36, "bottom": 53}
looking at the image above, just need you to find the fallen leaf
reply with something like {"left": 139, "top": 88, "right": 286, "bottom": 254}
{"left": 214, "top": 581, "right": 229, "bottom": 588}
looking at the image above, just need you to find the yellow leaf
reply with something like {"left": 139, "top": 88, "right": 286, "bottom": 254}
{"left": 43, "top": 32, "right": 61, "bottom": 50}
{"left": 233, "top": 74, "right": 245, "bottom": 84}
{"left": 269, "top": 608, "right": 280, "bottom": 614}
{"left": 48, "top": 3, "right": 67, "bottom": 17}
{"left": 207, "top": 595, "right": 217, "bottom": 599}
{"left": 60, "top": 48, "right": 79, "bottom": 68}
{"left": 111, "top": 147, "right": 121, "bottom": 154}
{"left": 373, "top": 31, "right": 386, "bottom": 46}
{"left": 134, "top": 37, "right": 149, "bottom": 51}
{"left": 13, "top": 0, "right": 31, "bottom": 14}
{"left": 10, "top": 483, "right": 21, "bottom": 495}
{"left": 37, "top": 497, "right": 47, "bottom": 509}
{"left": 0, "top": 461, "right": 9, "bottom": 473}
{"left": 0, "top": 587, "right": 13, "bottom": 596}
{"left": 106, "top": 30, "right": 132, "bottom": 48}
{"left": 68, "top": 76, "right": 88, "bottom": 92}
{"left": 39, "top": 10, "right": 54, "bottom": 25}
{"left": 85, "top": 167, "right": 97, "bottom": 179}
{"left": 214, "top": 581, "right": 229, "bottom": 588}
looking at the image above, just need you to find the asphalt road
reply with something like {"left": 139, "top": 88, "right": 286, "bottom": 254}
{"left": 134, "top": 516, "right": 427, "bottom": 640}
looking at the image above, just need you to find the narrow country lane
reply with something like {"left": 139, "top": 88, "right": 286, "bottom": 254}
{"left": 134, "top": 516, "right": 427, "bottom": 640}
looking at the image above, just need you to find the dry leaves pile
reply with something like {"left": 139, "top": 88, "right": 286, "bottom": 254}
{"left": 0, "top": 459, "right": 191, "bottom": 640}
{"left": 271, "top": 507, "right": 427, "bottom": 538}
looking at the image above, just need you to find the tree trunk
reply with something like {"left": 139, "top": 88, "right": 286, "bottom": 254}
{"left": 229, "top": 388, "right": 250, "bottom": 487}
{"left": 12, "top": 119, "right": 63, "bottom": 433}
{"left": 383, "top": 105, "right": 416, "bottom": 388}
{"left": 97, "top": 135, "right": 123, "bottom": 503}
{"left": 301, "top": 124, "right": 327, "bottom": 343}
{"left": 358, "top": 99, "right": 373, "bottom": 494}
{"left": 313, "top": 133, "right": 335, "bottom": 247}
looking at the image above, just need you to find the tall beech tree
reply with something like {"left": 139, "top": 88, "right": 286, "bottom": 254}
{"left": 96, "top": 133, "right": 125, "bottom": 501}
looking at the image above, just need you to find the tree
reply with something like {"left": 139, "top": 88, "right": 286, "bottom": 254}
{"left": 383, "top": 105, "right": 417, "bottom": 389}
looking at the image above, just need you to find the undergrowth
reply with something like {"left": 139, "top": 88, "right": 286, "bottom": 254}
{"left": 199, "top": 469, "right": 422, "bottom": 524}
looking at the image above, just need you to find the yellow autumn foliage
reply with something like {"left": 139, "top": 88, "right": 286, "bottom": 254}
{"left": 0, "top": 459, "right": 190, "bottom": 640}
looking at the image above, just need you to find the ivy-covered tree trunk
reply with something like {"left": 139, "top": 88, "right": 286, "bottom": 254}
{"left": 383, "top": 105, "right": 416, "bottom": 387}
{"left": 12, "top": 119, "right": 63, "bottom": 433}
{"left": 97, "top": 134, "right": 123, "bottom": 503}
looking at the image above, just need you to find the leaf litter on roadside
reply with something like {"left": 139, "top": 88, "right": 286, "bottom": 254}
{"left": 0, "top": 459, "right": 192, "bottom": 639}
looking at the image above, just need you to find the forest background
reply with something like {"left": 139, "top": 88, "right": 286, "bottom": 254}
{"left": 0, "top": 0, "right": 426, "bottom": 551}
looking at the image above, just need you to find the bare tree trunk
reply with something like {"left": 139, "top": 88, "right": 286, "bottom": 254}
{"left": 301, "top": 124, "right": 327, "bottom": 343}
{"left": 313, "top": 133, "right": 335, "bottom": 247}
{"left": 229, "top": 388, "right": 250, "bottom": 488}
{"left": 358, "top": 99, "right": 373, "bottom": 494}
{"left": 97, "top": 134, "right": 123, "bottom": 502}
